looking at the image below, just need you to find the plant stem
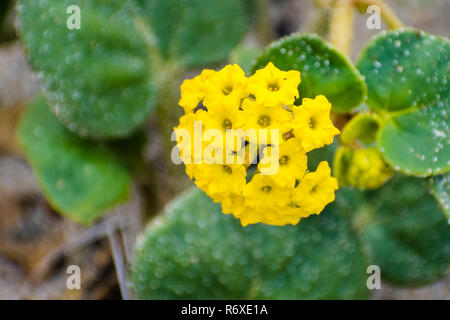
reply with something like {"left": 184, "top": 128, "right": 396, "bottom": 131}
{"left": 256, "top": 0, "right": 273, "bottom": 45}
{"left": 329, "top": 0, "right": 355, "bottom": 56}
{"left": 108, "top": 228, "right": 131, "bottom": 300}
{"left": 354, "top": 0, "right": 404, "bottom": 29}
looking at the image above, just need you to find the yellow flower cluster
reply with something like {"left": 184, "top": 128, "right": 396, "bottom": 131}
{"left": 175, "top": 62, "right": 340, "bottom": 226}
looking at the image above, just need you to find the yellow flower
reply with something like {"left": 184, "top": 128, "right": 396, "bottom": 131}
{"left": 258, "top": 137, "right": 307, "bottom": 187}
{"left": 243, "top": 174, "right": 292, "bottom": 210}
{"left": 238, "top": 206, "right": 267, "bottom": 227}
{"left": 241, "top": 98, "right": 292, "bottom": 145}
{"left": 238, "top": 203, "right": 308, "bottom": 227}
{"left": 202, "top": 163, "right": 247, "bottom": 196}
{"left": 221, "top": 193, "right": 245, "bottom": 216}
{"left": 179, "top": 69, "right": 216, "bottom": 113}
{"left": 292, "top": 95, "right": 340, "bottom": 152}
{"left": 204, "top": 64, "right": 248, "bottom": 109}
{"left": 292, "top": 161, "right": 338, "bottom": 214}
{"left": 174, "top": 110, "right": 208, "bottom": 164}
{"left": 263, "top": 204, "right": 307, "bottom": 226}
{"left": 247, "top": 62, "right": 300, "bottom": 107}
{"left": 202, "top": 100, "right": 245, "bottom": 152}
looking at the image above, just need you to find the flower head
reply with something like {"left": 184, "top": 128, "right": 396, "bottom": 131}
{"left": 175, "top": 64, "right": 340, "bottom": 227}
{"left": 241, "top": 98, "right": 292, "bottom": 145}
{"left": 292, "top": 161, "right": 338, "bottom": 215}
{"left": 201, "top": 163, "right": 247, "bottom": 196}
{"left": 247, "top": 62, "right": 300, "bottom": 107}
{"left": 258, "top": 137, "right": 307, "bottom": 187}
{"left": 243, "top": 174, "right": 291, "bottom": 209}
{"left": 292, "top": 95, "right": 340, "bottom": 152}
{"left": 204, "top": 64, "right": 248, "bottom": 109}
{"left": 174, "top": 110, "right": 208, "bottom": 164}
{"left": 179, "top": 69, "right": 216, "bottom": 113}
{"left": 202, "top": 100, "right": 245, "bottom": 152}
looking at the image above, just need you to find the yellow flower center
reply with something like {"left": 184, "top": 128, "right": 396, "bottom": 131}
{"left": 258, "top": 115, "right": 271, "bottom": 127}
{"left": 267, "top": 81, "right": 280, "bottom": 92}
{"left": 261, "top": 185, "right": 272, "bottom": 193}
{"left": 308, "top": 117, "right": 316, "bottom": 129}
{"left": 223, "top": 86, "right": 233, "bottom": 95}
{"left": 222, "top": 165, "right": 232, "bottom": 174}
{"left": 279, "top": 155, "right": 289, "bottom": 165}
{"left": 223, "top": 118, "right": 232, "bottom": 129}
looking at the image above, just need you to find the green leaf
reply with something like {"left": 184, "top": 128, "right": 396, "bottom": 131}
{"left": 341, "top": 113, "right": 381, "bottom": 145}
{"left": 134, "top": 0, "right": 248, "bottom": 67}
{"left": 357, "top": 29, "right": 450, "bottom": 176}
{"left": 356, "top": 176, "right": 450, "bottom": 286}
{"left": 377, "top": 111, "right": 449, "bottom": 176}
{"left": 252, "top": 33, "right": 367, "bottom": 112}
{"left": 17, "top": 0, "right": 156, "bottom": 138}
{"left": 17, "top": 96, "right": 131, "bottom": 225}
{"left": 131, "top": 187, "right": 369, "bottom": 299}
{"left": 357, "top": 29, "right": 448, "bottom": 112}
{"left": 428, "top": 173, "right": 450, "bottom": 221}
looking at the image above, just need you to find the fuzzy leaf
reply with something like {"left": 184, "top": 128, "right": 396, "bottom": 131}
{"left": 17, "top": 0, "right": 156, "bottom": 138}
{"left": 428, "top": 173, "right": 450, "bottom": 221}
{"left": 356, "top": 176, "right": 450, "bottom": 285}
{"left": 357, "top": 29, "right": 449, "bottom": 176}
{"left": 17, "top": 96, "right": 131, "bottom": 224}
{"left": 131, "top": 187, "right": 369, "bottom": 299}
{"left": 252, "top": 33, "right": 367, "bottom": 112}
{"left": 378, "top": 111, "right": 449, "bottom": 176}
{"left": 134, "top": 0, "right": 248, "bottom": 67}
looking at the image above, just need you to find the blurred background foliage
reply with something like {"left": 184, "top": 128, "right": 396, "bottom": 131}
{"left": 0, "top": 0, "right": 448, "bottom": 299}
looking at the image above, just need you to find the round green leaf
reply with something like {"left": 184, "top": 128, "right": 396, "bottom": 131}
{"left": 378, "top": 110, "right": 449, "bottom": 176}
{"left": 134, "top": 0, "right": 248, "bottom": 67}
{"left": 132, "top": 188, "right": 252, "bottom": 299}
{"left": 357, "top": 29, "right": 449, "bottom": 112}
{"left": 17, "top": 96, "right": 131, "bottom": 225}
{"left": 428, "top": 173, "right": 450, "bottom": 221}
{"left": 252, "top": 33, "right": 367, "bottom": 112}
{"left": 357, "top": 176, "right": 450, "bottom": 286}
{"left": 132, "top": 187, "right": 369, "bottom": 299}
{"left": 17, "top": 0, "right": 156, "bottom": 138}
{"left": 357, "top": 29, "right": 449, "bottom": 176}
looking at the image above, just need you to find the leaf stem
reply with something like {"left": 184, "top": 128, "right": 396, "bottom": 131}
{"left": 329, "top": 0, "right": 355, "bottom": 56}
{"left": 107, "top": 228, "right": 131, "bottom": 300}
{"left": 256, "top": 0, "right": 274, "bottom": 45}
{"left": 354, "top": 0, "right": 404, "bottom": 29}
